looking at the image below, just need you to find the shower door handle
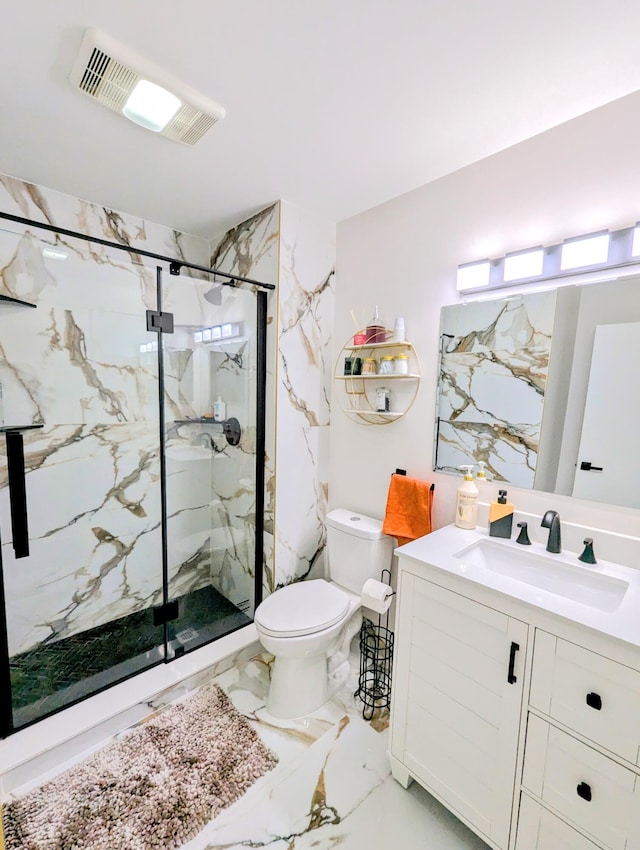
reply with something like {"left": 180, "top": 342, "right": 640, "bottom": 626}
{"left": 6, "top": 429, "right": 29, "bottom": 558}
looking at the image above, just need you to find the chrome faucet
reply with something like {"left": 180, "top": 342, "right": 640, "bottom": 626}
{"left": 541, "top": 510, "right": 561, "bottom": 553}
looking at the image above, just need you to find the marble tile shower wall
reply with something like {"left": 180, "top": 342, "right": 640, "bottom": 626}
{"left": 0, "top": 176, "right": 336, "bottom": 658}
{"left": 275, "top": 202, "right": 334, "bottom": 588}
{"left": 210, "top": 204, "right": 280, "bottom": 595}
{"left": 211, "top": 201, "right": 335, "bottom": 592}
{"left": 0, "top": 174, "right": 213, "bottom": 654}
{"left": 161, "top": 274, "right": 261, "bottom": 615}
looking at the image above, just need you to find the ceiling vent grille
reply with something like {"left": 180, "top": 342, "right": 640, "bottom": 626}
{"left": 70, "top": 28, "right": 225, "bottom": 145}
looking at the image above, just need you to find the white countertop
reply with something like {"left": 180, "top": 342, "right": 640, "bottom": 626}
{"left": 396, "top": 524, "right": 640, "bottom": 652}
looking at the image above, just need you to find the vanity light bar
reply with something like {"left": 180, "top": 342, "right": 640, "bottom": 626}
{"left": 456, "top": 260, "right": 491, "bottom": 292}
{"left": 560, "top": 232, "right": 609, "bottom": 271}
{"left": 503, "top": 248, "right": 544, "bottom": 282}
{"left": 457, "top": 223, "right": 640, "bottom": 293}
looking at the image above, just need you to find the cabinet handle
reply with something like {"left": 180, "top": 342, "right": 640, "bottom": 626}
{"left": 576, "top": 782, "right": 592, "bottom": 802}
{"left": 586, "top": 691, "right": 602, "bottom": 710}
{"left": 507, "top": 641, "right": 520, "bottom": 684}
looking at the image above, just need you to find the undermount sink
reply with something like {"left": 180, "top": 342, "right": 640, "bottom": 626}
{"left": 453, "top": 539, "right": 629, "bottom": 612}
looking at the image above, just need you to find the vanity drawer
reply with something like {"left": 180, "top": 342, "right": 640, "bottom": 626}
{"left": 516, "top": 794, "right": 601, "bottom": 850}
{"left": 523, "top": 715, "right": 640, "bottom": 850}
{"left": 531, "top": 631, "right": 640, "bottom": 765}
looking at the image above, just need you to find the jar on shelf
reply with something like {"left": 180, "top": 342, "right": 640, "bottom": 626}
{"left": 362, "top": 357, "right": 377, "bottom": 374}
{"left": 379, "top": 355, "right": 395, "bottom": 376}
{"left": 393, "top": 353, "right": 409, "bottom": 375}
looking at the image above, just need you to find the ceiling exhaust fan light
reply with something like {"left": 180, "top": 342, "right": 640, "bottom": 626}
{"left": 70, "top": 28, "right": 225, "bottom": 144}
{"left": 123, "top": 80, "right": 181, "bottom": 132}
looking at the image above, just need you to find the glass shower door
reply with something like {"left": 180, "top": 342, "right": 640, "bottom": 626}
{"left": 0, "top": 226, "right": 166, "bottom": 733}
{"left": 161, "top": 272, "right": 259, "bottom": 657}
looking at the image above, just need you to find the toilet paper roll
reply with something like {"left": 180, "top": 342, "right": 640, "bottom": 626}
{"left": 361, "top": 578, "right": 394, "bottom": 615}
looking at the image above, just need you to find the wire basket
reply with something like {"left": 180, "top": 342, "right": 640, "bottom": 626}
{"left": 354, "top": 616, "right": 394, "bottom": 721}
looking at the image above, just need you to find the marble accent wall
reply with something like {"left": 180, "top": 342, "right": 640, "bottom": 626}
{"left": 435, "top": 291, "right": 556, "bottom": 488}
{"left": 209, "top": 205, "right": 280, "bottom": 595}
{"left": 0, "top": 174, "right": 336, "bottom": 664}
{"left": 0, "top": 174, "right": 210, "bottom": 656}
{"left": 211, "top": 201, "right": 335, "bottom": 593}
{"left": 275, "top": 202, "right": 335, "bottom": 588}
{"left": 161, "top": 275, "right": 262, "bottom": 615}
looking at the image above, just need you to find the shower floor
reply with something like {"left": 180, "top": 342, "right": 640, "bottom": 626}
{"left": 9, "top": 584, "right": 251, "bottom": 730}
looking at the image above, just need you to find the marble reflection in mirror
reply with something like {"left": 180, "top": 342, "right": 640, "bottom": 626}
{"left": 434, "top": 276, "right": 640, "bottom": 509}
{"left": 434, "top": 291, "right": 556, "bottom": 488}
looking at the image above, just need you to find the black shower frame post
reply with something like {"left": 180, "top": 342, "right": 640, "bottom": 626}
{"left": 154, "top": 266, "right": 171, "bottom": 657}
{"left": 254, "top": 290, "right": 268, "bottom": 610}
{"left": 0, "top": 549, "right": 14, "bottom": 737}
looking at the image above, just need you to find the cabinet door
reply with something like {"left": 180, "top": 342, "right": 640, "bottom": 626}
{"left": 392, "top": 574, "right": 528, "bottom": 849}
{"left": 523, "top": 715, "right": 640, "bottom": 850}
{"left": 516, "top": 794, "right": 602, "bottom": 850}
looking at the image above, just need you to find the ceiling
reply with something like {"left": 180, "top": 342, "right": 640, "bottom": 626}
{"left": 3, "top": 1, "right": 640, "bottom": 239}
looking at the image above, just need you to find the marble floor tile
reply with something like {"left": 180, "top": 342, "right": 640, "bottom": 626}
{"left": 3, "top": 640, "right": 490, "bottom": 850}
{"left": 181, "top": 646, "right": 490, "bottom": 850}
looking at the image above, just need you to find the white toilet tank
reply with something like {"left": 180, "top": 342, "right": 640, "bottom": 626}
{"left": 325, "top": 508, "right": 394, "bottom": 593}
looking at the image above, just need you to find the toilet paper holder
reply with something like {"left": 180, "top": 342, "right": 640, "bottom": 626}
{"left": 355, "top": 568, "right": 395, "bottom": 721}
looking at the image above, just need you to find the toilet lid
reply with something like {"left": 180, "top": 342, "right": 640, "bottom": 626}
{"left": 255, "top": 579, "right": 350, "bottom": 638}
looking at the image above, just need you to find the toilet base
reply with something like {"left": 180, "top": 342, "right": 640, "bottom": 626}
{"left": 267, "top": 653, "right": 328, "bottom": 719}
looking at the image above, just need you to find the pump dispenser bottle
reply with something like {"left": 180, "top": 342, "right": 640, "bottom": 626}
{"left": 489, "top": 489, "right": 514, "bottom": 538}
{"left": 455, "top": 465, "right": 479, "bottom": 530}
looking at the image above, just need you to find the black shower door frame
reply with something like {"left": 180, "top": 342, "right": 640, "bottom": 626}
{"left": 0, "top": 213, "right": 271, "bottom": 738}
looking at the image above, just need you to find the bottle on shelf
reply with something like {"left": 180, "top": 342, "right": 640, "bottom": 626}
{"left": 213, "top": 394, "right": 226, "bottom": 422}
{"left": 365, "top": 306, "right": 386, "bottom": 343}
{"left": 375, "top": 386, "right": 391, "bottom": 412}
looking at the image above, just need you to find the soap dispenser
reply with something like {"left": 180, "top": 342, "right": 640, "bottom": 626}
{"left": 489, "top": 489, "right": 514, "bottom": 539}
{"left": 455, "top": 465, "right": 478, "bottom": 530}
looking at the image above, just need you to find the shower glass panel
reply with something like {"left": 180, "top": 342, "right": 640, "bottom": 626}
{"left": 0, "top": 225, "right": 165, "bottom": 732}
{"left": 161, "top": 272, "right": 257, "bottom": 657}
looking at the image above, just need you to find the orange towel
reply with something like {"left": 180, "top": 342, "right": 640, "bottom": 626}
{"left": 382, "top": 474, "right": 433, "bottom": 546}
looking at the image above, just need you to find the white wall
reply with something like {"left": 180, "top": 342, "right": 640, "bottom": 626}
{"left": 331, "top": 89, "right": 640, "bottom": 538}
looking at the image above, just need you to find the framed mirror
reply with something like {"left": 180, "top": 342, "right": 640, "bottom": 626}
{"left": 433, "top": 275, "right": 640, "bottom": 509}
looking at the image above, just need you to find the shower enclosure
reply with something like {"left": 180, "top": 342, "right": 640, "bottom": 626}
{"left": 0, "top": 216, "right": 270, "bottom": 737}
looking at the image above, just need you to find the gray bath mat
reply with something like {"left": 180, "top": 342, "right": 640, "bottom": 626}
{"left": 3, "top": 682, "right": 278, "bottom": 850}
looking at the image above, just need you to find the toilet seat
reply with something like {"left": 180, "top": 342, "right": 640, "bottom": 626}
{"left": 255, "top": 579, "right": 350, "bottom": 638}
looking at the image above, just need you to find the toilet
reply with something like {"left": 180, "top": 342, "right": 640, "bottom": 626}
{"left": 254, "top": 508, "right": 394, "bottom": 719}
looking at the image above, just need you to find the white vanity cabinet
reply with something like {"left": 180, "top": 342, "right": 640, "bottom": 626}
{"left": 390, "top": 535, "right": 640, "bottom": 850}
{"left": 389, "top": 568, "right": 528, "bottom": 850}
{"left": 519, "top": 632, "right": 640, "bottom": 850}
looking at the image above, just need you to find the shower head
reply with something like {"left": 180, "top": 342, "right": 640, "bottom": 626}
{"left": 204, "top": 284, "right": 223, "bottom": 305}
